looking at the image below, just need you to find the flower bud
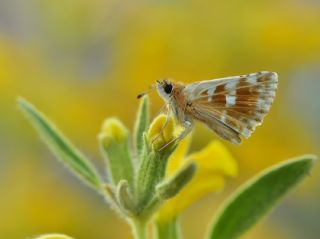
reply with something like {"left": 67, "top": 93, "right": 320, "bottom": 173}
{"left": 99, "top": 118, "right": 128, "bottom": 148}
{"left": 99, "top": 118, "right": 134, "bottom": 187}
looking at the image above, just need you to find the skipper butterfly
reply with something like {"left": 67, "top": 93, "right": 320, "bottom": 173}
{"left": 139, "top": 71, "right": 278, "bottom": 149}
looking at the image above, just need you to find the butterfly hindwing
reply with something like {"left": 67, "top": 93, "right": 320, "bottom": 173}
{"left": 191, "top": 104, "right": 242, "bottom": 144}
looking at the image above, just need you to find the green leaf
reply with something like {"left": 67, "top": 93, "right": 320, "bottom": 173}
{"left": 102, "top": 183, "right": 124, "bottom": 216}
{"left": 156, "top": 162, "right": 196, "bottom": 200}
{"left": 116, "top": 180, "right": 135, "bottom": 214}
{"left": 133, "top": 96, "right": 150, "bottom": 157}
{"left": 18, "top": 97, "right": 103, "bottom": 190}
{"left": 207, "top": 155, "right": 317, "bottom": 239}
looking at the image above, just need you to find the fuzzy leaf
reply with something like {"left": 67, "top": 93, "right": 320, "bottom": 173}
{"left": 18, "top": 98, "right": 102, "bottom": 190}
{"left": 207, "top": 155, "right": 317, "bottom": 239}
{"left": 156, "top": 162, "right": 196, "bottom": 200}
{"left": 133, "top": 95, "right": 150, "bottom": 157}
{"left": 116, "top": 180, "right": 135, "bottom": 213}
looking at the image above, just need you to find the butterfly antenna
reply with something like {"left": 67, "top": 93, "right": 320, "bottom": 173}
{"left": 137, "top": 84, "right": 156, "bottom": 99}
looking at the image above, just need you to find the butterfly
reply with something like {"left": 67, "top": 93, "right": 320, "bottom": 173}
{"left": 139, "top": 71, "right": 278, "bottom": 149}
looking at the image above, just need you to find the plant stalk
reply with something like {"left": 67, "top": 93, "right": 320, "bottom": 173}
{"left": 156, "top": 217, "right": 181, "bottom": 239}
{"left": 131, "top": 219, "right": 147, "bottom": 239}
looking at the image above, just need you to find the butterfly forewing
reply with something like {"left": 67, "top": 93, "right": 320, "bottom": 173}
{"left": 184, "top": 71, "right": 278, "bottom": 143}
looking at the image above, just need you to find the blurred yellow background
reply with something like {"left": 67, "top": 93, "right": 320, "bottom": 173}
{"left": 1, "top": 1, "right": 319, "bottom": 238}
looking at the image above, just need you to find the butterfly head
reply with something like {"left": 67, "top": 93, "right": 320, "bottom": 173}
{"left": 156, "top": 79, "right": 173, "bottom": 101}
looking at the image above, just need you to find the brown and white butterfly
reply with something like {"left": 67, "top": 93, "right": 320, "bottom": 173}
{"left": 140, "top": 71, "right": 278, "bottom": 147}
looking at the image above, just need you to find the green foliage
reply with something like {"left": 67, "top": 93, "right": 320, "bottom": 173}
{"left": 18, "top": 97, "right": 317, "bottom": 239}
{"left": 18, "top": 96, "right": 194, "bottom": 239}
{"left": 207, "top": 155, "right": 317, "bottom": 239}
{"left": 116, "top": 180, "right": 135, "bottom": 214}
{"left": 18, "top": 98, "right": 102, "bottom": 190}
{"left": 156, "top": 162, "right": 196, "bottom": 200}
{"left": 134, "top": 96, "right": 150, "bottom": 157}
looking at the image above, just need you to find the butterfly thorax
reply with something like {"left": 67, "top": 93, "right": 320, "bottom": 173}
{"left": 169, "top": 83, "right": 191, "bottom": 123}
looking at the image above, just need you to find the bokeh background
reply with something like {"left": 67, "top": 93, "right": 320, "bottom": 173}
{"left": 1, "top": 1, "right": 320, "bottom": 238}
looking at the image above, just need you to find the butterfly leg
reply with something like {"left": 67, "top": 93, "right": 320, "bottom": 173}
{"left": 178, "top": 120, "right": 194, "bottom": 140}
{"left": 158, "top": 120, "right": 194, "bottom": 151}
{"left": 151, "top": 108, "right": 171, "bottom": 144}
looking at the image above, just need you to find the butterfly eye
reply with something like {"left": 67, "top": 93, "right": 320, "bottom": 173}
{"left": 164, "top": 83, "right": 173, "bottom": 94}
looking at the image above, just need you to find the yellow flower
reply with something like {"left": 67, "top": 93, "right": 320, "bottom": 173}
{"left": 157, "top": 135, "right": 238, "bottom": 222}
{"left": 147, "top": 114, "right": 177, "bottom": 151}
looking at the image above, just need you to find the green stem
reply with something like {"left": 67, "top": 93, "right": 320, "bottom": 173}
{"left": 131, "top": 219, "right": 147, "bottom": 239}
{"left": 156, "top": 217, "right": 181, "bottom": 239}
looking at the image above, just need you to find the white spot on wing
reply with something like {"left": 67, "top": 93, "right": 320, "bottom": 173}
{"left": 256, "top": 99, "right": 271, "bottom": 112}
{"left": 226, "top": 95, "right": 236, "bottom": 106}
{"left": 257, "top": 99, "right": 265, "bottom": 108}
{"left": 246, "top": 75, "right": 257, "bottom": 85}
{"left": 267, "top": 91, "right": 276, "bottom": 97}
{"left": 263, "top": 104, "right": 271, "bottom": 111}
{"left": 225, "top": 81, "right": 237, "bottom": 91}
{"left": 241, "top": 128, "right": 252, "bottom": 138}
{"left": 207, "top": 87, "right": 216, "bottom": 95}
{"left": 270, "top": 72, "right": 278, "bottom": 82}
{"left": 207, "top": 86, "right": 216, "bottom": 102}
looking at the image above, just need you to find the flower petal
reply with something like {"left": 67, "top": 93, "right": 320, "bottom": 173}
{"left": 147, "top": 114, "right": 175, "bottom": 150}
{"left": 187, "top": 141, "right": 238, "bottom": 177}
{"left": 157, "top": 172, "right": 226, "bottom": 222}
{"left": 166, "top": 134, "right": 192, "bottom": 177}
{"left": 157, "top": 140, "right": 237, "bottom": 222}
